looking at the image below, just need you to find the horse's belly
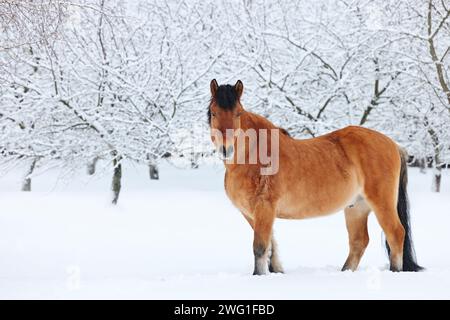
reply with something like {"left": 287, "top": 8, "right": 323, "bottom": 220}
{"left": 276, "top": 179, "right": 360, "bottom": 219}
{"left": 276, "top": 201, "right": 350, "bottom": 219}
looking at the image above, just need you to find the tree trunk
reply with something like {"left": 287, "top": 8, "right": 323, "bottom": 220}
{"left": 111, "top": 156, "right": 122, "bottom": 205}
{"left": 419, "top": 157, "right": 426, "bottom": 174}
{"left": 22, "top": 158, "right": 38, "bottom": 191}
{"left": 427, "top": 1, "right": 450, "bottom": 107}
{"left": 191, "top": 152, "right": 199, "bottom": 169}
{"left": 432, "top": 167, "right": 441, "bottom": 193}
{"left": 149, "top": 164, "right": 159, "bottom": 180}
{"left": 87, "top": 157, "right": 99, "bottom": 175}
{"left": 427, "top": 126, "right": 442, "bottom": 193}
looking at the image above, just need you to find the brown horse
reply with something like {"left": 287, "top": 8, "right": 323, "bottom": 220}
{"left": 208, "top": 79, "right": 423, "bottom": 275}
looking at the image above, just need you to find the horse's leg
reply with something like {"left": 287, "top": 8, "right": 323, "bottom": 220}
{"left": 374, "top": 206, "right": 405, "bottom": 271}
{"left": 342, "top": 198, "right": 371, "bottom": 271}
{"left": 268, "top": 234, "right": 284, "bottom": 273}
{"left": 242, "top": 213, "right": 283, "bottom": 273}
{"left": 252, "top": 202, "right": 276, "bottom": 276}
{"left": 365, "top": 188, "right": 405, "bottom": 271}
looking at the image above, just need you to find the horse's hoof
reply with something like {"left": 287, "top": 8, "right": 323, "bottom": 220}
{"left": 253, "top": 270, "right": 268, "bottom": 276}
{"left": 341, "top": 265, "right": 356, "bottom": 272}
{"left": 269, "top": 266, "right": 284, "bottom": 274}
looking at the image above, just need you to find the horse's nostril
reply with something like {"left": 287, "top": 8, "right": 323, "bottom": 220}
{"left": 220, "top": 145, "right": 227, "bottom": 157}
{"left": 219, "top": 145, "right": 234, "bottom": 158}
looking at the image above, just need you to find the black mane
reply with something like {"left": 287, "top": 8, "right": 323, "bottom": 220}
{"left": 207, "top": 84, "right": 238, "bottom": 123}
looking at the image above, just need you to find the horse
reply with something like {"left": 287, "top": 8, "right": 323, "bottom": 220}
{"left": 208, "top": 79, "right": 423, "bottom": 275}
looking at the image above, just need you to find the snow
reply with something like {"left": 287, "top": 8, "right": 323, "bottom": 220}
{"left": 0, "top": 163, "right": 449, "bottom": 299}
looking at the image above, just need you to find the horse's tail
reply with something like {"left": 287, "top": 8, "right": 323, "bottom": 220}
{"left": 386, "top": 148, "right": 423, "bottom": 271}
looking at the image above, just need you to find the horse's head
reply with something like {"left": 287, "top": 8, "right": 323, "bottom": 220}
{"left": 208, "top": 79, "right": 245, "bottom": 160}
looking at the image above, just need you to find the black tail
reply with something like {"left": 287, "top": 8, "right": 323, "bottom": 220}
{"left": 386, "top": 148, "right": 424, "bottom": 272}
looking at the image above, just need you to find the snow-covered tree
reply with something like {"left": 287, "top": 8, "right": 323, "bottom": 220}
{"left": 1, "top": 0, "right": 224, "bottom": 201}
{"left": 1, "top": 0, "right": 448, "bottom": 198}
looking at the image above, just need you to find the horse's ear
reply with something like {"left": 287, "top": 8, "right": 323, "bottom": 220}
{"left": 210, "top": 79, "right": 218, "bottom": 96}
{"left": 235, "top": 80, "right": 243, "bottom": 99}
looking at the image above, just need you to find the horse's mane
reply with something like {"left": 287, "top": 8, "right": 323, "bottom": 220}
{"left": 279, "top": 127, "right": 291, "bottom": 137}
{"left": 244, "top": 111, "right": 292, "bottom": 137}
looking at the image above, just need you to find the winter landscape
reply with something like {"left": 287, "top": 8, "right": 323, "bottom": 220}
{"left": 1, "top": 0, "right": 449, "bottom": 300}
{"left": 0, "top": 162, "right": 449, "bottom": 299}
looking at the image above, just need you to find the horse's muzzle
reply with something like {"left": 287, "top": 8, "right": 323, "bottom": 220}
{"left": 219, "top": 145, "right": 234, "bottom": 160}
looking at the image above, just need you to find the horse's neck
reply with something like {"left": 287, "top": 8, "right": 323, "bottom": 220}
{"left": 241, "top": 111, "right": 277, "bottom": 132}
{"left": 224, "top": 112, "right": 280, "bottom": 173}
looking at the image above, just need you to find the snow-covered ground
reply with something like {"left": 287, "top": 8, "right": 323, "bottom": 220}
{"left": 0, "top": 162, "right": 449, "bottom": 299}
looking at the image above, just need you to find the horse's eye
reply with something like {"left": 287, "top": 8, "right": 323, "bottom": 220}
{"left": 235, "top": 112, "right": 243, "bottom": 118}
{"left": 211, "top": 112, "right": 217, "bottom": 117}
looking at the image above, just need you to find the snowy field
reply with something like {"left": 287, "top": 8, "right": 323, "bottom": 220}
{"left": 0, "top": 162, "right": 449, "bottom": 300}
